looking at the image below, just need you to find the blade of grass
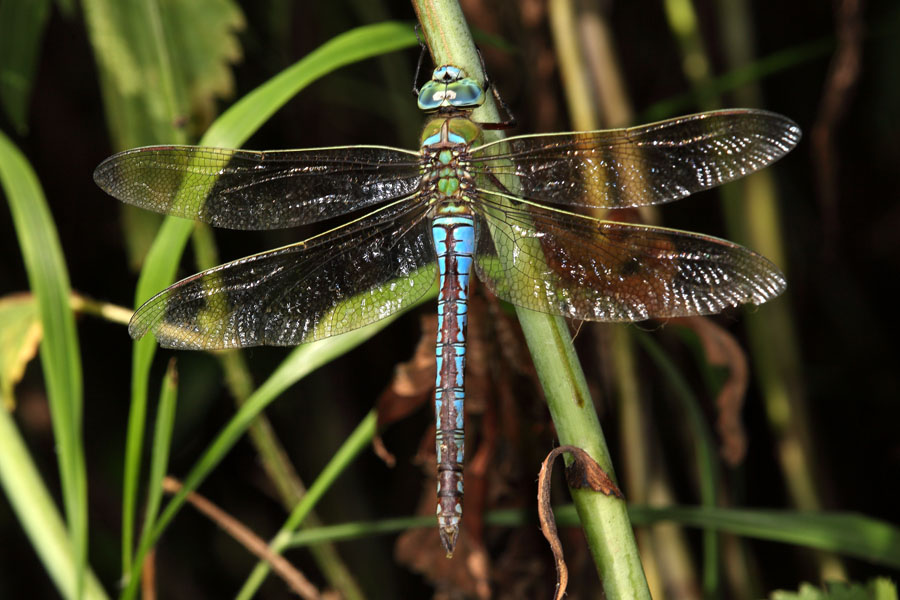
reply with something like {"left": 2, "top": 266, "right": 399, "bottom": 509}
{"left": 627, "top": 506, "right": 900, "bottom": 569}
{"left": 0, "top": 0, "right": 51, "bottom": 133}
{"left": 638, "top": 37, "right": 833, "bottom": 122}
{"left": 104, "top": 0, "right": 191, "bottom": 571}
{"left": 284, "top": 505, "right": 900, "bottom": 571}
{"left": 0, "top": 401, "right": 106, "bottom": 599}
{"left": 288, "top": 515, "right": 438, "bottom": 547}
{"left": 199, "top": 21, "right": 418, "bottom": 149}
{"left": 234, "top": 410, "right": 378, "bottom": 599}
{"left": 1, "top": 131, "right": 88, "bottom": 598}
{"left": 138, "top": 359, "right": 178, "bottom": 548}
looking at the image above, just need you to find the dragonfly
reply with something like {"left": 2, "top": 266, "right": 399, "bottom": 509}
{"left": 94, "top": 63, "right": 800, "bottom": 557}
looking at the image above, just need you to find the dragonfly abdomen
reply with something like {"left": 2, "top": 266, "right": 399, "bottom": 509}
{"left": 431, "top": 210, "right": 474, "bottom": 557}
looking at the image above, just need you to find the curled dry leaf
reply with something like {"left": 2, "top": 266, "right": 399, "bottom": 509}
{"left": 537, "top": 445, "right": 624, "bottom": 600}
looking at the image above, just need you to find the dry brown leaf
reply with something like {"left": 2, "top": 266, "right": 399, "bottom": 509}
{"left": 537, "top": 445, "right": 623, "bottom": 600}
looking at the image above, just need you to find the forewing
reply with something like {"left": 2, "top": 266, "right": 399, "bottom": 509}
{"left": 474, "top": 199, "right": 785, "bottom": 322}
{"left": 94, "top": 145, "right": 423, "bottom": 229}
{"left": 470, "top": 109, "right": 800, "bottom": 208}
{"left": 130, "top": 200, "right": 436, "bottom": 349}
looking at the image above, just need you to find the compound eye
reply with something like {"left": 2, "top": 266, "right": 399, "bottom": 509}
{"left": 445, "top": 80, "right": 484, "bottom": 108}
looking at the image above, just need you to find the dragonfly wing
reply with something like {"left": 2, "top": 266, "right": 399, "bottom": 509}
{"left": 470, "top": 109, "right": 800, "bottom": 209}
{"left": 130, "top": 198, "right": 436, "bottom": 349}
{"left": 94, "top": 145, "right": 423, "bottom": 230}
{"left": 473, "top": 198, "right": 785, "bottom": 322}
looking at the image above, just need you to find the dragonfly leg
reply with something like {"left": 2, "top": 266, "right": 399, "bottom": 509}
{"left": 411, "top": 24, "right": 428, "bottom": 96}
{"left": 474, "top": 46, "right": 517, "bottom": 130}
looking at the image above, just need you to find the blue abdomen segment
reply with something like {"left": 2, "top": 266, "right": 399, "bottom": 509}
{"left": 431, "top": 213, "right": 474, "bottom": 557}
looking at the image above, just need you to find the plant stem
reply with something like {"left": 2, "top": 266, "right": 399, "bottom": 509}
{"left": 412, "top": 2, "right": 649, "bottom": 596}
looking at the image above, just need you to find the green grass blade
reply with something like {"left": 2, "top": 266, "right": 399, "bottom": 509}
{"left": 0, "top": 405, "right": 108, "bottom": 600}
{"left": 138, "top": 359, "right": 178, "bottom": 547}
{"left": 235, "top": 410, "right": 378, "bottom": 599}
{"left": 200, "top": 20, "right": 417, "bottom": 148}
{"left": 283, "top": 505, "right": 900, "bottom": 571}
{"left": 639, "top": 37, "right": 833, "bottom": 121}
{"left": 627, "top": 506, "right": 900, "bottom": 569}
{"left": 0, "top": 131, "right": 87, "bottom": 597}
{"left": 83, "top": 0, "right": 198, "bottom": 573}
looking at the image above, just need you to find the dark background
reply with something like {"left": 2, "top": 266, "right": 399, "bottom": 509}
{"left": 1, "top": 0, "right": 898, "bottom": 597}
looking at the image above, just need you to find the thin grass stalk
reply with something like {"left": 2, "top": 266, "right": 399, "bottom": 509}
{"left": 717, "top": 2, "right": 845, "bottom": 580}
{"left": 636, "top": 332, "right": 721, "bottom": 596}
{"left": 139, "top": 359, "right": 178, "bottom": 549}
{"left": 413, "top": 3, "right": 649, "bottom": 595}
{"left": 234, "top": 411, "right": 378, "bottom": 600}
{"left": 82, "top": 0, "right": 191, "bottom": 574}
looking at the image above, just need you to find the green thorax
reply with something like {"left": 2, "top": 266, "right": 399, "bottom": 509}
{"left": 419, "top": 114, "right": 483, "bottom": 149}
{"left": 419, "top": 115, "right": 483, "bottom": 205}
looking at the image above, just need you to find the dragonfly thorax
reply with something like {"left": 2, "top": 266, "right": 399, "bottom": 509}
{"left": 419, "top": 116, "right": 481, "bottom": 206}
{"left": 420, "top": 115, "right": 483, "bottom": 148}
{"left": 420, "top": 146, "right": 475, "bottom": 204}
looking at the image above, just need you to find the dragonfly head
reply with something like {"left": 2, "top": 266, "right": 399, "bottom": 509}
{"left": 417, "top": 65, "right": 486, "bottom": 112}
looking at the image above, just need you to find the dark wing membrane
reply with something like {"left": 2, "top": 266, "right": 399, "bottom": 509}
{"left": 473, "top": 198, "right": 785, "bottom": 322}
{"left": 469, "top": 109, "right": 800, "bottom": 209}
{"left": 129, "top": 199, "right": 436, "bottom": 349}
{"left": 94, "top": 145, "right": 423, "bottom": 230}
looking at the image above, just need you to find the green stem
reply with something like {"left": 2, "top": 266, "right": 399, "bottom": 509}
{"left": 521, "top": 313, "right": 650, "bottom": 597}
{"left": 412, "top": 2, "right": 649, "bottom": 596}
{"left": 138, "top": 360, "right": 178, "bottom": 550}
